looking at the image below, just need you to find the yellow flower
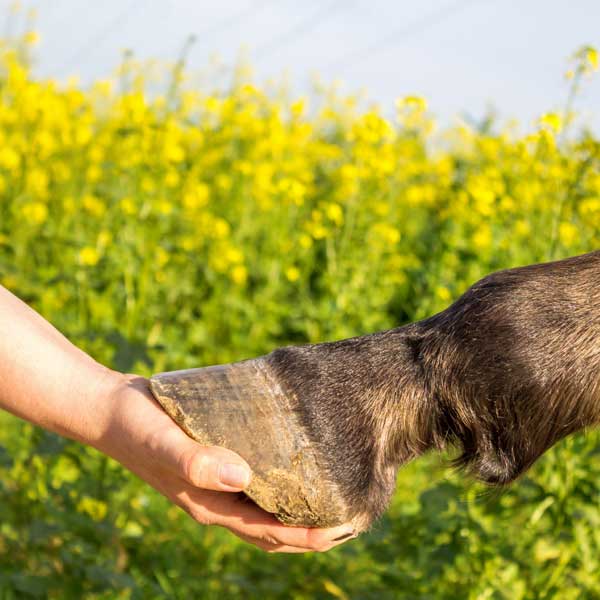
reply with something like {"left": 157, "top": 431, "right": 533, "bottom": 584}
{"left": 53, "top": 161, "right": 72, "bottom": 183}
{"left": 156, "top": 198, "right": 173, "bottom": 215}
{"left": 63, "top": 196, "right": 76, "bottom": 215}
{"left": 75, "top": 125, "right": 93, "bottom": 146}
{"left": 156, "top": 246, "right": 169, "bottom": 268}
{"left": 183, "top": 183, "right": 210, "bottom": 211}
{"left": 235, "top": 160, "right": 252, "bottom": 176}
{"left": 35, "top": 130, "right": 56, "bottom": 159}
{"left": 83, "top": 194, "right": 106, "bottom": 217}
{"left": 216, "top": 173, "right": 232, "bottom": 192}
{"left": 164, "top": 170, "right": 180, "bottom": 188}
{"left": 571, "top": 44, "right": 599, "bottom": 76}
{"left": 586, "top": 47, "right": 598, "bottom": 71}
{"left": 77, "top": 496, "right": 107, "bottom": 521}
{"left": 435, "top": 286, "right": 451, "bottom": 302}
{"left": 299, "top": 234, "right": 313, "bottom": 249}
{"left": 325, "top": 203, "right": 344, "bottom": 226}
{"left": 291, "top": 98, "right": 306, "bottom": 118}
{"left": 79, "top": 246, "right": 100, "bottom": 266}
{"left": 515, "top": 220, "right": 531, "bottom": 236}
{"left": 98, "top": 230, "right": 112, "bottom": 247}
{"left": 230, "top": 264, "right": 247, "bottom": 285}
{"left": 225, "top": 247, "right": 244, "bottom": 264}
{"left": 26, "top": 168, "right": 49, "bottom": 198}
{"left": 539, "top": 112, "right": 562, "bottom": 133}
{"left": 279, "top": 178, "right": 306, "bottom": 206}
{"left": 164, "top": 143, "right": 185, "bottom": 163}
{"left": 500, "top": 196, "right": 516, "bottom": 212}
{"left": 180, "top": 236, "right": 198, "bottom": 251}
{"left": 579, "top": 197, "right": 600, "bottom": 221}
{"left": 285, "top": 266, "right": 300, "bottom": 282}
{"left": 92, "top": 79, "right": 113, "bottom": 97}
{"left": 473, "top": 225, "right": 492, "bottom": 249}
{"left": 371, "top": 223, "right": 400, "bottom": 245}
{"left": 141, "top": 176, "right": 156, "bottom": 193}
{"left": 558, "top": 222, "right": 578, "bottom": 247}
{"left": 87, "top": 146, "right": 103, "bottom": 164}
{"left": 86, "top": 165, "right": 102, "bottom": 182}
{"left": 213, "top": 218, "right": 231, "bottom": 239}
{"left": 23, "top": 202, "right": 48, "bottom": 225}
{"left": 396, "top": 95, "right": 428, "bottom": 111}
{"left": 23, "top": 31, "right": 39, "bottom": 46}
{"left": 310, "top": 224, "right": 328, "bottom": 240}
{"left": 0, "top": 146, "right": 20, "bottom": 169}
{"left": 120, "top": 197, "right": 137, "bottom": 215}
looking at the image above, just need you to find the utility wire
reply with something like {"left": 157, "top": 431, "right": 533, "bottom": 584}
{"left": 253, "top": 0, "right": 351, "bottom": 61}
{"left": 325, "top": 0, "right": 483, "bottom": 73}
{"left": 54, "top": 0, "right": 140, "bottom": 74}
{"left": 208, "top": 0, "right": 352, "bottom": 87}
{"left": 192, "top": 0, "right": 277, "bottom": 48}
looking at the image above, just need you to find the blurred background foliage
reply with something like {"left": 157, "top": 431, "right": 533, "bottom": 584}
{"left": 0, "top": 23, "right": 599, "bottom": 599}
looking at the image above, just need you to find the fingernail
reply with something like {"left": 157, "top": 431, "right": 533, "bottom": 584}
{"left": 219, "top": 463, "right": 251, "bottom": 488}
{"left": 333, "top": 529, "right": 356, "bottom": 542}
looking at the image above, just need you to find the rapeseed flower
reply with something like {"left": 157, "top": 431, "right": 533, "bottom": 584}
{"left": 79, "top": 247, "right": 100, "bottom": 266}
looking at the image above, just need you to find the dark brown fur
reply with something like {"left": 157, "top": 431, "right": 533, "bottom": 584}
{"left": 265, "top": 250, "right": 600, "bottom": 528}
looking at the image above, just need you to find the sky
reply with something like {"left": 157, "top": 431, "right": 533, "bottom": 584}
{"left": 2, "top": 0, "right": 599, "bottom": 132}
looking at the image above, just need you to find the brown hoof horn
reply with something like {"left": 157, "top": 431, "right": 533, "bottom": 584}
{"left": 149, "top": 358, "right": 347, "bottom": 527}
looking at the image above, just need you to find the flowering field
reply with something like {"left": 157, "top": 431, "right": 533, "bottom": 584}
{"left": 0, "top": 30, "right": 599, "bottom": 598}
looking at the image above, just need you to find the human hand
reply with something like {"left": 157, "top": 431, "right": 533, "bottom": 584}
{"left": 94, "top": 373, "right": 357, "bottom": 553}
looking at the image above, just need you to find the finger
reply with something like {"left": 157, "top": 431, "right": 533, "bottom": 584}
{"left": 146, "top": 425, "right": 252, "bottom": 491}
{"left": 229, "top": 508, "right": 356, "bottom": 551}
{"left": 195, "top": 489, "right": 356, "bottom": 551}
{"left": 170, "top": 488, "right": 306, "bottom": 551}
{"left": 228, "top": 514, "right": 355, "bottom": 553}
{"left": 232, "top": 531, "right": 313, "bottom": 554}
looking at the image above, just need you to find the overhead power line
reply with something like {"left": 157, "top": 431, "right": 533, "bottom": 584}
{"left": 208, "top": 1, "right": 355, "bottom": 87}
{"left": 54, "top": 0, "right": 140, "bottom": 74}
{"left": 253, "top": 0, "right": 352, "bottom": 61}
{"left": 192, "top": 0, "right": 277, "bottom": 48}
{"left": 325, "top": 0, "right": 483, "bottom": 73}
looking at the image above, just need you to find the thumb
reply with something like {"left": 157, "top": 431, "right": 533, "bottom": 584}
{"left": 155, "top": 426, "right": 252, "bottom": 491}
{"left": 184, "top": 445, "right": 253, "bottom": 492}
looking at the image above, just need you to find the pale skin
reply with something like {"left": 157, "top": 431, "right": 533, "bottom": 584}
{"left": 0, "top": 284, "right": 356, "bottom": 553}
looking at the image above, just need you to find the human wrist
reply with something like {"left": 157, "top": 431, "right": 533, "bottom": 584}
{"left": 88, "top": 371, "right": 156, "bottom": 462}
{"left": 65, "top": 364, "right": 129, "bottom": 449}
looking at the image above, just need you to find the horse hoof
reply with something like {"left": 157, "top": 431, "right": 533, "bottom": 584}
{"left": 149, "top": 357, "right": 347, "bottom": 527}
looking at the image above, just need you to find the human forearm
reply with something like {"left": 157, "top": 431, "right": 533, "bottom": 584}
{"left": 0, "top": 284, "right": 120, "bottom": 445}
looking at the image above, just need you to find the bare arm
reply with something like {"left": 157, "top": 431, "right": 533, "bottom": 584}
{"left": 0, "top": 283, "right": 118, "bottom": 443}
